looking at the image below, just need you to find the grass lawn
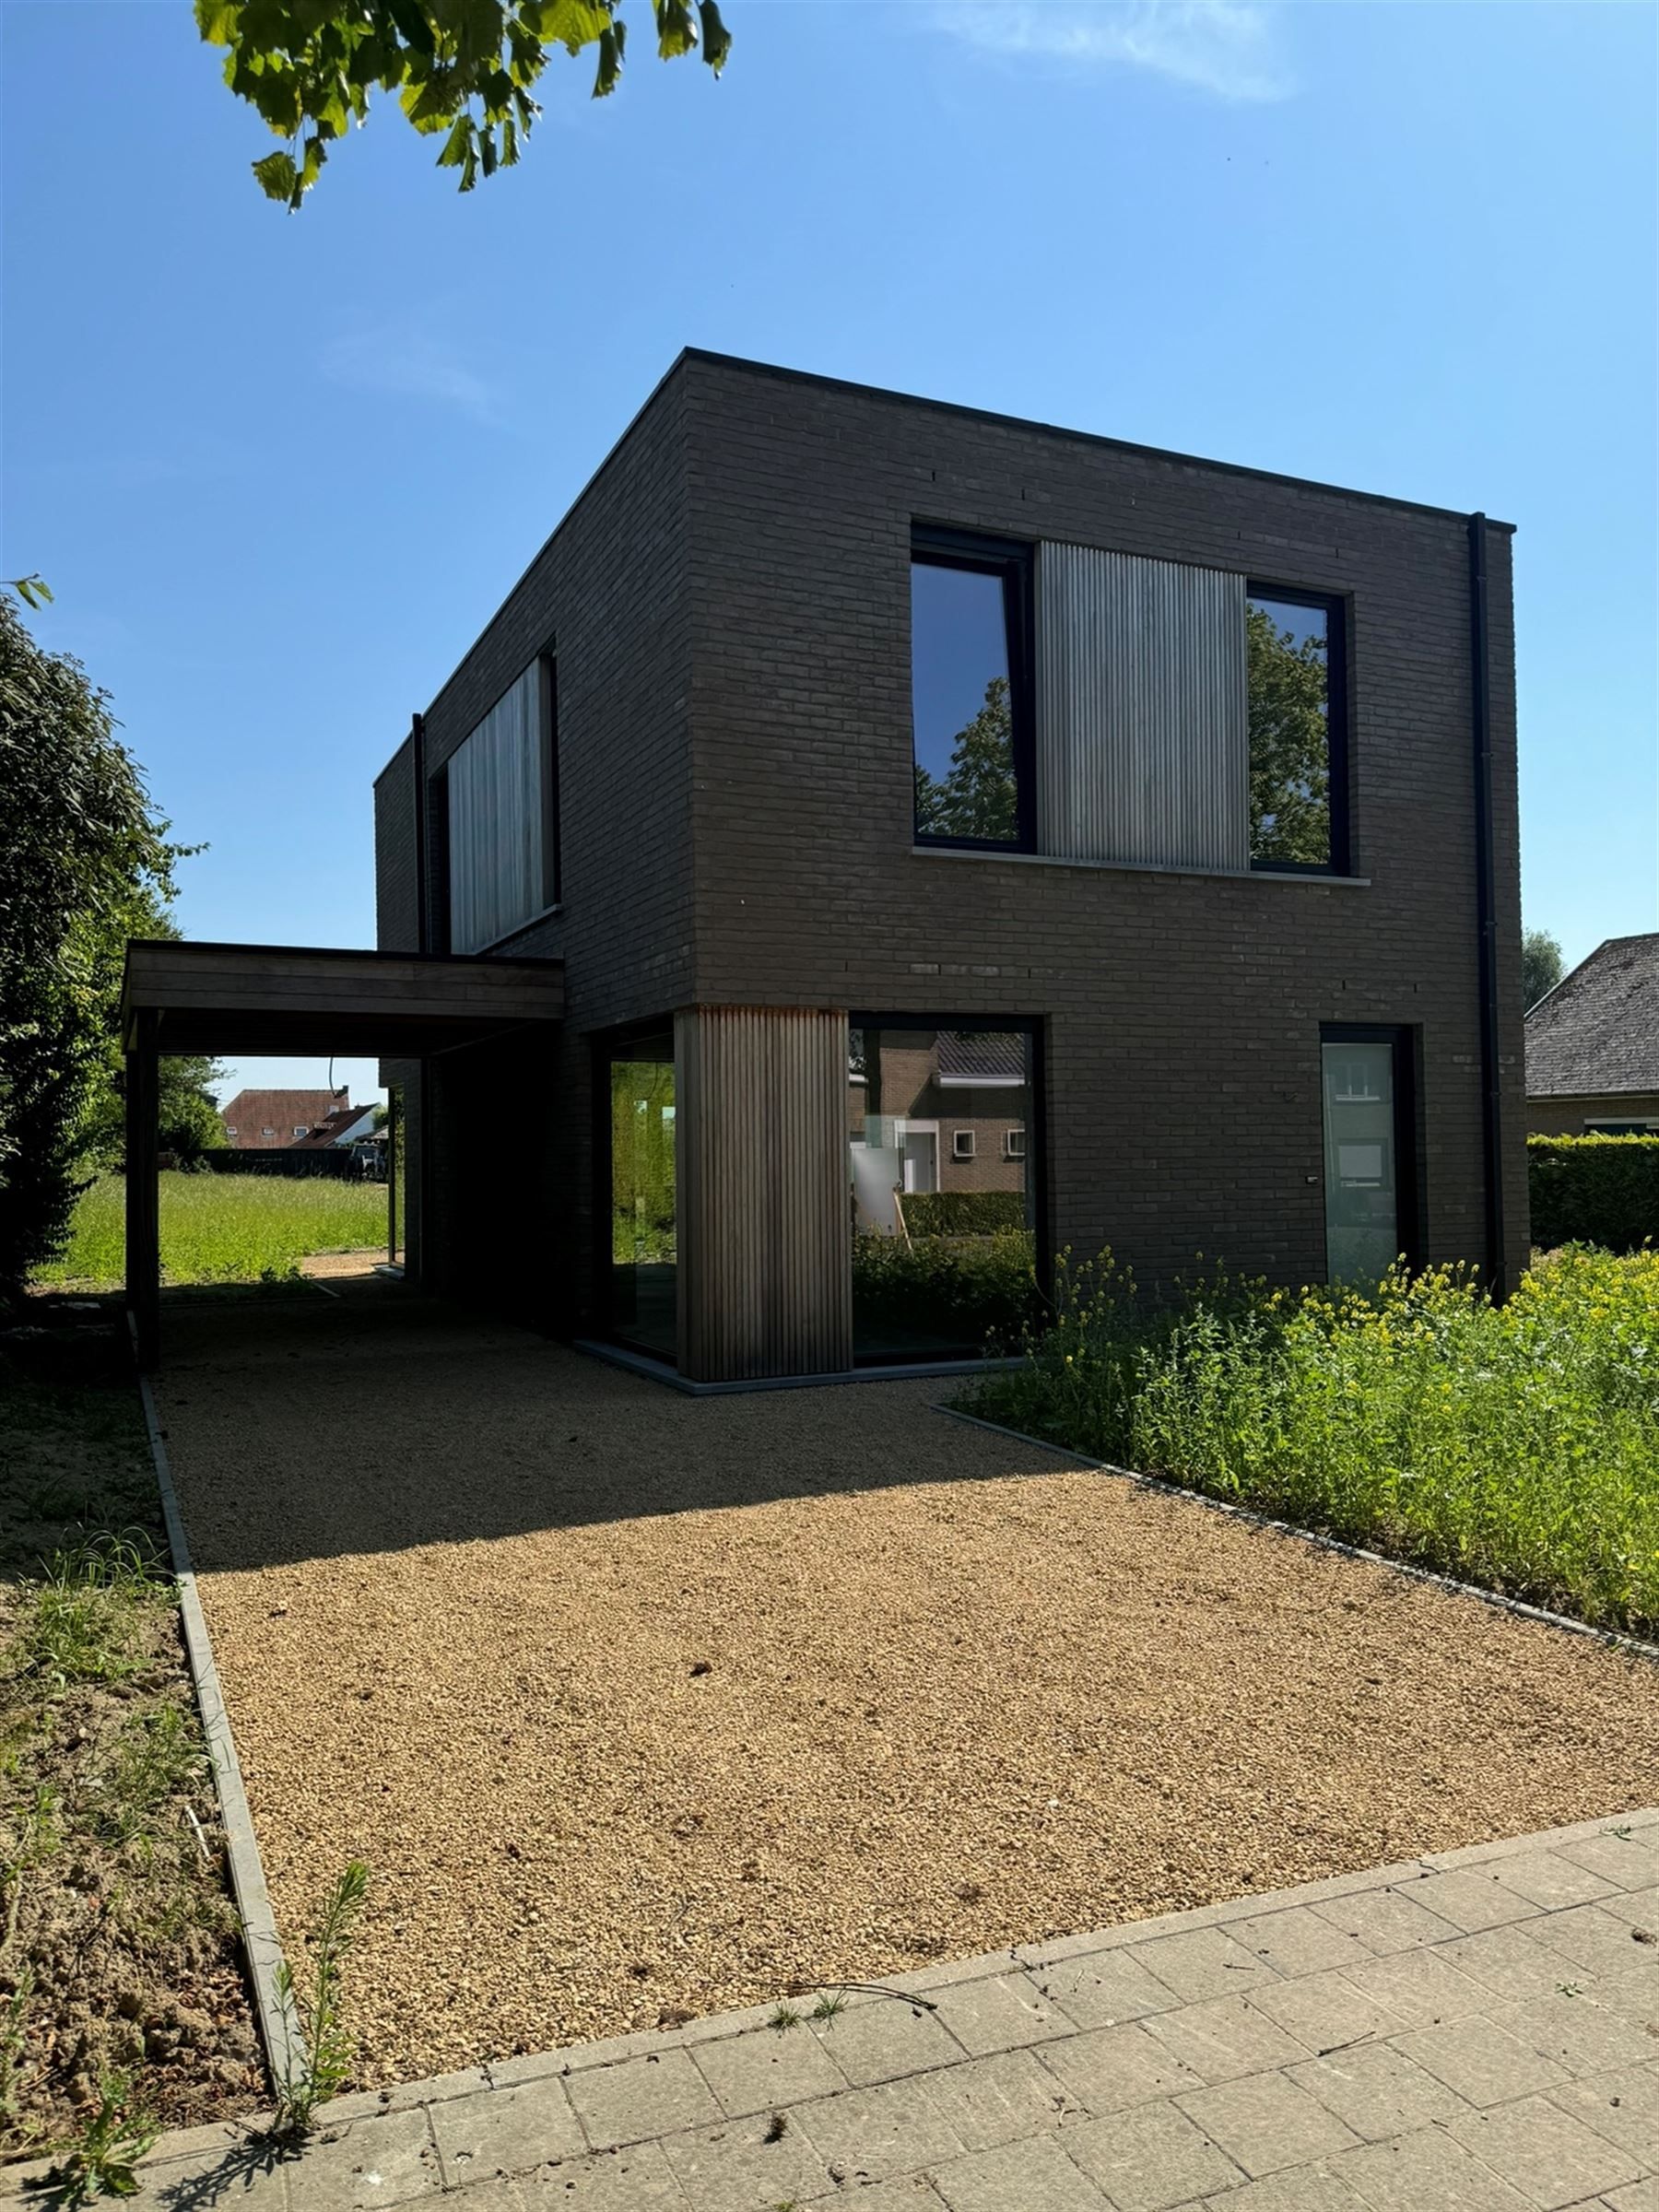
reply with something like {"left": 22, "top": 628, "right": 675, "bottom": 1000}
{"left": 966, "top": 1243, "right": 1659, "bottom": 1637}
{"left": 35, "top": 1172, "right": 387, "bottom": 1292}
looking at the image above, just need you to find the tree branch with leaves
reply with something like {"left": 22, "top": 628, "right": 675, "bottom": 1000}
{"left": 197, "top": 0, "right": 731, "bottom": 207}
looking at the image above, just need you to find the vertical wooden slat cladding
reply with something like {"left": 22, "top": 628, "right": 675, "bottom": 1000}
{"left": 677, "top": 1006, "right": 853, "bottom": 1382}
{"left": 1037, "top": 543, "right": 1249, "bottom": 872}
{"left": 448, "top": 663, "right": 546, "bottom": 952}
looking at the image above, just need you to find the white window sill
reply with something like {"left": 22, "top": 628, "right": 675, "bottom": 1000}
{"left": 911, "top": 846, "right": 1370, "bottom": 887}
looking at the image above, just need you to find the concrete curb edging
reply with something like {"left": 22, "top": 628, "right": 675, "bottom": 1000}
{"left": 131, "top": 1337, "right": 303, "bottom": 2088}
{"left": 935, "top": 1398, "right": 1659, "bottom": 1668}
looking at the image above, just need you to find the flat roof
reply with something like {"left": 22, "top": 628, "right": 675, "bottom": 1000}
{"left": 121, "top": 939, "right": 563, "bottom": 1058}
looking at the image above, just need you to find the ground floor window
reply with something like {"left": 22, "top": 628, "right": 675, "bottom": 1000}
{"left": 848, "top": 1018, "right": 1040, "bottom": 1361}
{"left": 1321, "top": 1025, "right": 1418, "bottom": 1284}
{"left": 606, "top": 1029, "right": 677, "bottom": 1359}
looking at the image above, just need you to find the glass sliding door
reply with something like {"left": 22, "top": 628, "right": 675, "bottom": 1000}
{"left": 848, "top": 1020, "right": 1040, "bottom": 1361}
{"left": 606, "top": 1030, "right": 677, "bottom": 1359}
{"left": 1321, "top": 1029, "right": 1415, "bottom": 1285}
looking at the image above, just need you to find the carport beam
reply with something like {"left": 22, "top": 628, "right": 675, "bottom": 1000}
{"left": 126, "top": 1008, "right": 160, "bottom": 1370}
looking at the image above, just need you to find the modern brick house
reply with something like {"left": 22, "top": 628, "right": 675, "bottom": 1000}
{"left": 373, "top": 352, "right": 1526, "bottom": 1387}
{"left": 1525, "top": 934, "right": 1659, "bottom": 1133}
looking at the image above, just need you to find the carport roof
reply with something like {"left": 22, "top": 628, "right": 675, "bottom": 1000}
{"left": 120, "top": 938, "right": 564, "bottom": 1058}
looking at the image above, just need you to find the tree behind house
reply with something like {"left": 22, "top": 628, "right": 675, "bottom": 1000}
{"left": 1522, "top": 927, "right": 1564, "bottom": 1011}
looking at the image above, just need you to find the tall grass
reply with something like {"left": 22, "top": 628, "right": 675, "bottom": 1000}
{"left": 966, "top": 1245, "right": 1659, "bottom": 1636}
{"left": 35, "top": 1173, "right": 387, "bottom": 1291}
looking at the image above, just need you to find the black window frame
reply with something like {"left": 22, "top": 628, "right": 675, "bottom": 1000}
{"left": 910, "top": 525, "right": 1036, "bottom": 854}
{"left": 1247, "top": 582, "right": 1352, "bottom": 877}
{"left": 1319, "top": 1022, "right": 1422, "bottom": 1277}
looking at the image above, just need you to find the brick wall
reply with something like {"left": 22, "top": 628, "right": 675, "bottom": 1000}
{"left": 1528, "top": 1094, "right": 1659, "bottom": 1135}
{"left": 376, "top": 369, "right": 696, "bottom": 1324}
{"left": 681, "top": 353, "right": 1527, "bottom": 1294}
{"left": 374, "top": 349, "right": 1527, "bottom": 1335}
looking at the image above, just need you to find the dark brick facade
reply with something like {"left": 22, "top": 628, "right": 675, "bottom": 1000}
{"left": 375, "top": 351, "right": 1527, "bottom": 1335}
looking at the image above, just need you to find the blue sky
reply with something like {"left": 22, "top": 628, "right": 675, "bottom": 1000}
{"left": 5, "top": 0, "right": 1655, "bottom": 1103}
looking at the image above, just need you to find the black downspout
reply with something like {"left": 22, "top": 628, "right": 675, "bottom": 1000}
{"left": 1467, "top": 513, "right": 1506, "bottom": 1297}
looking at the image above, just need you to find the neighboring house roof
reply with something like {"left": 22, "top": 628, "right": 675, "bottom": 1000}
{"left": 936, "top": 1030, "right": 1028, "bottom": 1087}
{"left": 1525, "top": 934, "right": 1659, "bottom": 1098}
{"left": 290, "top": 1105, "right": 378, "bottom": 1149}
{"left": 220, "top": 1088, "right": 348, "bottom": 1147}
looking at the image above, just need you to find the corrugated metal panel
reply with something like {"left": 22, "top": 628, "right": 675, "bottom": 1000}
{"left": 677, "top": 1006, "right": 853, "bottom": 1382}
{"left": 448, "top": 664, "right": 546, "bottom": 953}
{"left": 1037, "top": 545, "right": 1248, "bottom": 870}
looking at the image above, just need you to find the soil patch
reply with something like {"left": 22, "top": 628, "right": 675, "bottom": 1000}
{"left": 0, "top": 1304, "right": 261, "bottom": 2163}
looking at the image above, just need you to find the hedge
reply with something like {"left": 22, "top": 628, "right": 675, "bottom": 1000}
{"left": 1528, "top": 1133, "right": 1659, "bottom": 1253}
{"left": 899, "top": 1190, "right": 1028, "bottom": 1236}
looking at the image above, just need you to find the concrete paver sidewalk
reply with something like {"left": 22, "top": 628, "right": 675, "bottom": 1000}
{"left": 15, "top": 1808, "right": 1659, "bottom": 2210}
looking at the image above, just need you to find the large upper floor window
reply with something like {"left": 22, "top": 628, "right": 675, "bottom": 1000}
{"left": 1247, "top": 587, "right": 1348, "bottom": 873}
{"left": 911, "top": 530, "right": 1032, "bottom": 850}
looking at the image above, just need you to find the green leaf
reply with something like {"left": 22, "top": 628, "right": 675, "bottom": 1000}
{"left": 653, "top": 0, "right": 696, "bottom": 61}
{"left": 697, "top": 0, "right": 729, "bottom": 71}
{"left": 194, "top": 0, "right": 240, "bottom": 44}
{"left": 435, "top": 112, "right": 473, "bottom": 164}
{"left": 592, "top": 18, "right": 622, "bottom": 93}
{"left": 251, "top": 149, "right": 299, "bottom": 201}
{"left": 524, "top": 0, "right": 609, "bottom": 53}
{"left": 384, "top": 0, "right": 439, "bottom": 54}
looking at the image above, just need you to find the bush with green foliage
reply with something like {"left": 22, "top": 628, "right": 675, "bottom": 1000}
{"left": 852, "top": 1229, "right": 1040, "bottom": 1350}
{"left": 966, "top": 1244, "right": 1659, "bottom": 1635}
{"left": 1529, "top": 1133, "right": 1659, "bottom": 1253}
{"left": 899, "top": 1190, "right": 1027, "bottom": 1236}
{"left": 0, "top": 599, "right": 187, "bottom": 1298}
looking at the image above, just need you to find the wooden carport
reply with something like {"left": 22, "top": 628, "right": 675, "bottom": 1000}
{"left": 119, "top": 939, "right": 563, "bottom": 1366}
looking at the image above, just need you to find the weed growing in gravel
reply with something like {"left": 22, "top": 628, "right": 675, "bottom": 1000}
{"left": 50, "top": 2070, "right": 159, "bottom": 2203}
{"left": 273, "top": 1860, "right": 371, "bottom": 2138}
{"left": 966, "top": 1245, "right": 1659, "bottom": 1636}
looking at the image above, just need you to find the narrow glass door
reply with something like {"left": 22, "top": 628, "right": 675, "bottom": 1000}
{"left": 1322, "top": 1037, "right": 1401, "bottom": 1284}
{"left": 607, "top": 1032, "right": 677, "bottom": 1359}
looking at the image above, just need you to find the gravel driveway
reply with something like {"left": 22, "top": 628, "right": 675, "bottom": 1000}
{"left": 155, "top": 1288, "right": 1659, "bottom": 2088}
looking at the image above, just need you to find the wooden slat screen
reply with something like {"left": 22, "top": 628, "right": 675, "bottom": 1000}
{"left": 448, "top": 663, "right": 547, "bottom": 954}
{"left": 677, "top": 1006, "right": 853, "bottom": 1382}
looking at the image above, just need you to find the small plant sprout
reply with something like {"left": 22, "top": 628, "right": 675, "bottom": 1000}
{"left": 811, "top": 1989, "right": 848, "bottom": 2023}
{"left": 768, "top": 2002, "right": 801, "bottom": 2033}
{"left": 272, "top": 1860, "right": 371, "bottom": 2137}
{"left": 1558, "top": 1981, "right": 1584, "bottom": 1998}
{"left": 51, "top": 2071, "right": 159, "bottom": 2203}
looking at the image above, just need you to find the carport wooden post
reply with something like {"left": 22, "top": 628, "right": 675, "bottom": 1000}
{"left": 125, "top": 1007, "right": 160, "bottom": 1370}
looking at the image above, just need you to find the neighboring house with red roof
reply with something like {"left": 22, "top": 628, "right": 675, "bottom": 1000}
{"left": 291, "top": 1103, "right": 380, "bottom": 1149}
{"left": 1525, "top": 934, "right": 1659, "bottom": 1134}
{"left": 220, "top": 1087, "right": 353, "bottom": 1150}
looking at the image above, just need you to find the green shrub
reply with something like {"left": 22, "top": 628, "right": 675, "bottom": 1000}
{"left": 900, "top": 1191, "right": 1027, "bottom": 1236}
{"left": 966, "top": 1244, "right": 1659, "bottom": 1636}
{"left": 852, "top": 1229, "right": 1040, "bottom": 1351}
{"left": 1529, "top": 1133, "right": 1659, "bottom": 1253}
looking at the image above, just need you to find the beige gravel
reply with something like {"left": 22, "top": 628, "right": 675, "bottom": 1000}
{"left": 155, "top": 1288, "right": 1659, "bottom": 2088}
